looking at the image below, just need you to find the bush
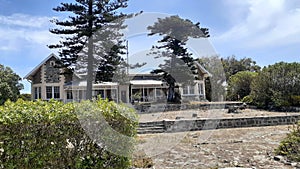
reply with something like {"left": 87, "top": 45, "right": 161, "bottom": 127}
{"left": 250, "top": 62, "right": 300, "bottom": 109}
{"left": 291, "top": 95, "right": 300, "bottom": 106}
{"left": 227, "top": 71, "right": 257, "bottom": 101}
{"left": 18, "top": 93, "right": 32, "bottom": 101}
{"left": 0, "top": 99, "right": 138, "bottom": 169}
{"left": 275, "top": 121, "right": 300, "bottom": 162}
{"left": 241, "top": 95, "right": 254, "bottom": 104}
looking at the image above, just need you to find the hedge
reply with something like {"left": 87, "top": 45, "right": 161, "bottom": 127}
{"left": 0, "top": 99, "right": 138, "bottom": 169}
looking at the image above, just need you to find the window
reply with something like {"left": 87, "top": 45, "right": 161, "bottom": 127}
{"left": 46, "top": 86, "right": 52, "bottom": 99}
{"left": 189, "top": 86, "right": 195, "bottom": 95}
{"left": 183, "top": 85, "right": 195, "bottom": 95}
{"left": 46, "top": 86, "right": 60, "bottom": 99}
{"left": 34, "top": 87, "right": 41, "bottom": 99}
{"left": 156, "top": 89, "right": 162, "bottom": 97}
{"left": 199, "top": 83, "right": 204, "bottom": 95}
{"left": 105, "top": 89, "right": 117, "bottom": 100}
{"left": 66, "top": 90, "right": 73, "bottom": 100}
{"left": 111, "top": 89, "right": 117, "bottom": 99}
{"left": 95, "top": 90, "right": 104, "bottom": 98}
{"left": 183, "top": 86, "right": 188, "bottom": 95}
{"left": 54, "top": 86, "right": 60, "bottom": 98}
{"left": 50, "top": 61, "right": 56, "bottom": 67}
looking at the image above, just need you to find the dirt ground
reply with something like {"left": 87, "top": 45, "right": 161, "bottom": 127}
{"left": 136, "top": 109, "right": 300, "bottom": 169}
{"left": 136, "top": 125, "right": 295, "bottom": 169}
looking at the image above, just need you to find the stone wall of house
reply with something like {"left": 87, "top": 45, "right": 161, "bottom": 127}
{"left": 44, "top": 57, "right": 61, "bottom": 83}
{"left": 138, "top": 115, "right": 300, "bottom": 134}
{"left": 32, "top": 68, "right": 42, "bottom": 84}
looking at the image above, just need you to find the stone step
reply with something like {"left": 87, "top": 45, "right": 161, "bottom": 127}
{"left": 139, "top": 123, "right": 164, "bottom": 127}
{"left": 138, "top": 126, "right": 165, "bottom": 129}
{"left": 137, "top": 125, "right": 166, "bottom": 134}
{"left": 137, "top": 129, "right": 165, "bottom": 134}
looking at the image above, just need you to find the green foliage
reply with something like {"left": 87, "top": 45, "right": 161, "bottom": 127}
{"left": 0, "top": 99, "right": 138, "bottom": 168}
{"left": 250, "top": 62, "right": 300, "bottom": 109}
{"left": 49, "top": 0, "right": 130, "bottom": 99}
{"left": 291, "top": 95, "right": 300, "bottom": 106}
{"left": 0, "top": 64, "right": 24, "bottom": 105}
{"left": 227, "top": 71, "right": 258, "bottom": 101}
{"left": 148, "top": 15, "right": 209, "bottom": 102}
{"left": 18, "top": 93, "right": 32, "bottom": 101}
{"left": 221, "top": 55, "right": 261, "bottom": 81}
{"left": 241, "top": 95, "right": 254, "bottom": 104}
{"left": 275, "top": 121, "right": 300, "bottom": 162}
{"left": 199, "top": 55, "right": 260, "bottom": 102}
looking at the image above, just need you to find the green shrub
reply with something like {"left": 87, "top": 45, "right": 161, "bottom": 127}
{"left": 18, "top": 93, "right": 32, "bottom": 101}
{"left": 241, "top": 95, "right": 253, "bottom": 104}
{"left": 250, "top": 62, "right": 300, "bottom": 109}
{"left": 275, "top": 121, "right": 300, "bottom": 162}
{"left": 291, "top": 95, "right": 300, "bottom": 106}
{"left": 0, "top": 99, "right": 138, "bottom": 169}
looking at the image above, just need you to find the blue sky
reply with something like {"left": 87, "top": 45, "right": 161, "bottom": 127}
{"left": 0, "top": 0, "right": 300, "bottom": 93}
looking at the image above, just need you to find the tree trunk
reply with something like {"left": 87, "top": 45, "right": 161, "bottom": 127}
{"left": 167, "top": 83, "right": 175, "bottom": 102}
{"left": 86, "top": 0, "right": 94, "bottom": 100}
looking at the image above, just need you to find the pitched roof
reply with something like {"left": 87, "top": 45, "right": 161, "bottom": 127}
{"left": 194, "top": 61, "right": 212, "bottom": 77}
{"left": 24, "top": 53, "right": 59, "bottom": 80}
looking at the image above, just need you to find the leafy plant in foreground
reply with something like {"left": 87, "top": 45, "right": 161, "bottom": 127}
{"left": 0, "top": 99, "right": 138, "bottom": 168}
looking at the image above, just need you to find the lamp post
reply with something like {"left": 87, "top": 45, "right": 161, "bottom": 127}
{"left": 126, "top": 40, "right": 129, "bottom": 74}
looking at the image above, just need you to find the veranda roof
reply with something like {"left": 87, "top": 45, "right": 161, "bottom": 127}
{"left": 130, "top": 80, "right": 163, "bottom": 86}
{"left": 64, "top": 81, "right": 118, "bottom": 90}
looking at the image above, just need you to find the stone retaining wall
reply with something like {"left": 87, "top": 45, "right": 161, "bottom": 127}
{"left": 138, "top": 114, "right": 300, "bottom": 134}
{"left": 135, "top": 102, "right": 243, "bottom": 113}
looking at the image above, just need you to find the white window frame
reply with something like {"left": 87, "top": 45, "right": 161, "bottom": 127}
{"left": 34, "top": 87, "right": 41, "bottom": 99}
{"left": 182, "top": 85, "right": 195, "bottom": 95}
{"left": 199, "top": 83, "right": 204, "bottom": 95}
{"left": 46, "top": 86, "right": 60, "bottom": 99}
{"left": 53, "top": 86, "right": 60, "bottom": 99}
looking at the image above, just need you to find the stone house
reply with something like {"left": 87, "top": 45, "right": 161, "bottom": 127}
{"left": 24, "top": 53, "right": 210, "bottom": 103}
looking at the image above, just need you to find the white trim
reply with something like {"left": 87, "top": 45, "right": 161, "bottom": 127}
{"left": 46, "top": 86, "right": 61, "bottom": 99}
{"left": 130, "top": 80, "right": 163, "bottom": 85}
{"left": 194, "top": 61, "right": 212, "bottom": 77}
{"left": 33, "top": 86, "right": 42, "bottom": 99}
{"left": 199, "top": 83, "right": 204, "bottom": 95}
{"left": 182, "top": 85, "right": 195, "bottom": 95}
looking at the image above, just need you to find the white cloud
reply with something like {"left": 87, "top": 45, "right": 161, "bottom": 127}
{"left": 214, "top": 0, "right": 300, "bottom": 50}
{"left": 0, "top": 13, "right": 59, "bottom": 52}
{"left": 0, "top": 13, "right": 51, "bottom": 28}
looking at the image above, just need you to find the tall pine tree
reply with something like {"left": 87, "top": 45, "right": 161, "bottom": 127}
{"left": 147, "top": 15, "right": 209, "bottom": 103}
{"left": 49, "top": 0, "right": 129, "bottom": 100}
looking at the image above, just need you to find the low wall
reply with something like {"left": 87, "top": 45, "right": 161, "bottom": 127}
{"left": 135, "top": 102, "right": 243, "bottom": 113}
{"left": 138, "top": 114, "right": 300, "bottom": 134}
